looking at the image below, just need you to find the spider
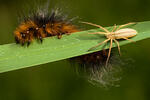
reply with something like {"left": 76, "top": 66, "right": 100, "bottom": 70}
{"left": 81, "top": 21, "right": 137, "bottom": 66}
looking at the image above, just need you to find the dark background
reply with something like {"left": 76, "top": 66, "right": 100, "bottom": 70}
{"left": 0, "top": 0, "right": 150, "bottom": 100}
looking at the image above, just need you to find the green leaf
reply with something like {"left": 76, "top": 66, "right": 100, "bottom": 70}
{"left": 0, "top": 21, "right": 150, "bottom": 73}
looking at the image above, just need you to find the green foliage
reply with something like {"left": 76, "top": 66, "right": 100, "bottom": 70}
{"left": 0, "top": 21, "right": 150, "bottom": 73}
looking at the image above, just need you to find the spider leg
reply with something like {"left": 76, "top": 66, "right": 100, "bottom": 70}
{"left": 111, "top": 24, "right": 117, "bottom": 32}
{"left": 122, "top": 37, "right": 135, "bottom": 43}
{"left": 116, "top": 23, "right": 136, "bottom": 31}
{"left": 80, "top": 21, "right": 110, "bottom": 33}
{"left": 88, "top": 38, "right": 110, "bottom": 51}
{"left": 88, "top": 32, "right": 107, "bottom": 35}
{"left": 106, "top": 39, "right": 113, "bottom": 67}
{"left": 113, "top": 39, "right": 121, "bottom": 55}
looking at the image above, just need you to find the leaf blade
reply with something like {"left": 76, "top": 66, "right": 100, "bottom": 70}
{"left": 0, "top": 21, "right": 150, "bottom": 73}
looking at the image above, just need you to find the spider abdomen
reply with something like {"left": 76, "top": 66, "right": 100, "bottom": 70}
{"left": 114, "top": 28, "right": 137, "bottom": 39}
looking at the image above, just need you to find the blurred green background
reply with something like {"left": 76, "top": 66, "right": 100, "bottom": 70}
{"left": 0, "top": 0, "right": 150, "bottom": 100}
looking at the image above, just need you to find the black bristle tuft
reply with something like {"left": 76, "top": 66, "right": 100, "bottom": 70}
{"left": 15, "top": 37, "right": 20, "bottom": 44}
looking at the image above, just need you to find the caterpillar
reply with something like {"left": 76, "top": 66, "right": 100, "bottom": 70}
{"left": 14, "top": 7, "right": 79, "bottom": 46}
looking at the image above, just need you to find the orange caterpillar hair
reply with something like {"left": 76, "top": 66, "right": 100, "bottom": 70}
{"left": 14, "top": 8, "right": 79, "bottom": 46}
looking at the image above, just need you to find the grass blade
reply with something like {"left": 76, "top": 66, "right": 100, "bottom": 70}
{"left": 0, "top": 21, "right": 150, "bottom": 73}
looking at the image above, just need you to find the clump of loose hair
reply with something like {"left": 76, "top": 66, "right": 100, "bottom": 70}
{"left": 70, "top": 49, "right": 123, "bottom": 88}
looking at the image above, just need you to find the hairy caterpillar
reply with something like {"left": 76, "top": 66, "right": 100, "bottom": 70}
{"left": 14, "top": 5, "right": 79, "bottom": 46}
